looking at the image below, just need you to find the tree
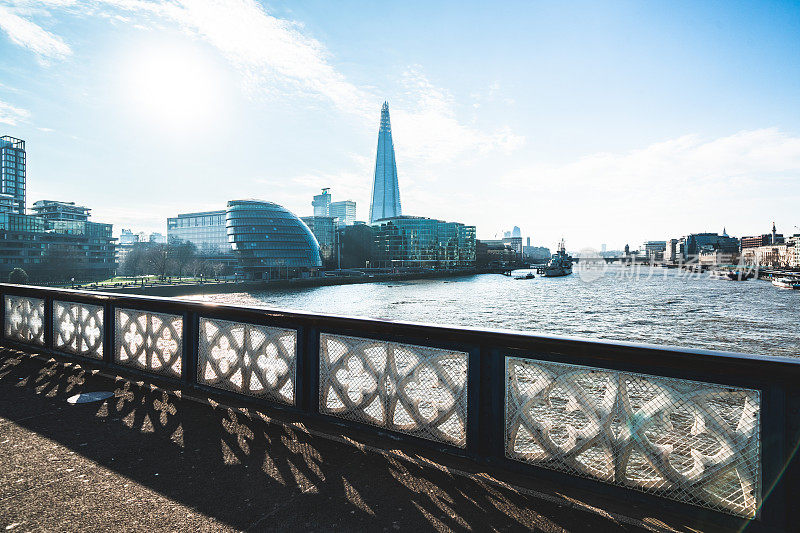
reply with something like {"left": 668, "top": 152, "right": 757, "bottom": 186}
{"left": 146, "top": 244, "right": 171, "bottom": 280}
{"left": 9, "top": 268, "right": 28, "bottom": 284}
{"left": 172, "top": 241, "right": 197, "bottom": 279}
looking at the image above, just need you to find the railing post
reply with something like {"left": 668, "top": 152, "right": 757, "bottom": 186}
{"left": 182, "top": 310, "right": 199, "bottom": 386}
{"left": 476, "top": 346, "right": 504, "bottom": 460}
{"left": 759, "top": 384, "right": 787, "bottom": 530}
{"left": 43, "top": 294, "right": 54, "bottom": 350}
{"left": 103, "top": 301, "right": 114, "bottom": 365}
{"left": 297, "top": 325, "right": 320, "bottom": 414}
{"left": 466, "top": 345, "right": 482, "bottom": 458}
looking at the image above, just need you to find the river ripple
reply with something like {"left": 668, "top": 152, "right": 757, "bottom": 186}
{"left": 182, "top": 266, "right": 800, "bottom": 358}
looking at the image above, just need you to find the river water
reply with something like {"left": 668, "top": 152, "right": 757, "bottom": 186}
{"left": 183, "top": 266, "right": 799, "bottom": 358}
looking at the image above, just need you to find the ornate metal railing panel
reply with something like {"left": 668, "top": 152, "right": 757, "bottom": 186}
{"left": 115, "top": 308, "right": 183, "bottom": 377}
{"left": 53, "top": 301, "right": 104, "bottom": 359}
{"left": 505, "top": 356, "right": 761, "bottom": 518}
{"left": 319, "top": 333, "right": 468, "bottom": 447}
{"left": 4, "top": 295, "right": 45, "bottom": 346}
{"left": 198, "top": 317, "right": 296, "bottom": 404}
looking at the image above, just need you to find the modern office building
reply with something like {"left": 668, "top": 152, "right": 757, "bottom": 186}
{"left": 167, "top": 210, "right": 231, "bottom": 256}
{"left": 502, "top": 236, "right": 523, "bottom": 255}
{"left": 676, "top": 232, "right": 740, "bottom": 261}
{"left": 0, "top": 207, "right": 115, "bottom": 281}
{"left": 369, "top": 102, "right": 402, "bottom": 223}
{"left": 0, "top": 136, "right": 25, "bottom": 214}
{"left": 227, "top": 200, "right": 321, "bottom": 279}
{"left": 741, "top": 223, "right": 784, "bottom": 249}
{"left": 312, "top": 188, "right": 331, "bottom": 217}
{"left": 300, "top": 216, "right": 336, "bottom": 263}
{"left": 642, "top": 240, "right": 667, "bottom": 261}
{"left": 330, "top": 200, "right": 356, "bottom": 227}
{"left": 31, "top": 200, "right": 90, "bottom": 222}
{"left": 371, "top": 216, "right": 475, "bottom": 268}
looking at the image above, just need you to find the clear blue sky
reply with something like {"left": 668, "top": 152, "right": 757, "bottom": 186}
{"left": 1, "top": 0, "right": 799, "bottom": 249}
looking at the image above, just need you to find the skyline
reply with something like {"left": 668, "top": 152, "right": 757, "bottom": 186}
{"left": 1, "top": 1, "right": 799, "bottom": 248}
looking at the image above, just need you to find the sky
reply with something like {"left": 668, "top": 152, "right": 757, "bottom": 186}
{"left": 0, "top": 0, "right": 799, "bottom": 251}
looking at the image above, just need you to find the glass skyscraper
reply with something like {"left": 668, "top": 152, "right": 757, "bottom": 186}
{"left": 0, "top": 136, "right": 26, "bottom": 214}
{"left": 369, "top": 102, "right": 402, "bottom": 223}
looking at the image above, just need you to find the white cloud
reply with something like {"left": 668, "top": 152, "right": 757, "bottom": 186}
{"left": 392, "top": 68, "right": 524, "bottom": 164}
{"left": 95, "top": 0, "right": 371, "bottom": 116}
{"left": 0, "top": 4, "right": 72, "bottom": 60}
{"left": 2, "top": 0, "right": 522, "bottom": 165}
{"left": 0, "top": 99, "right": 30, "bottom": 125}
{"left": 492, "top": 128, "right": 800, "bottom": 247}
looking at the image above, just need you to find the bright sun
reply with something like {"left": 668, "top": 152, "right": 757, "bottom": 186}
{"left": 123, "top": 43, "right": 222, "bottom": 129}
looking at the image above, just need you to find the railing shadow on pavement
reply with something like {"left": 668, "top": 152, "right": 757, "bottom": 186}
{"left": 0, "top": 347, "right": 645, "bottom": 531}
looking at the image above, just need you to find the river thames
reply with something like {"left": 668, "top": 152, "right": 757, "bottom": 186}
{"left": 184, "top": 266, "right": 799, "bottom": 358}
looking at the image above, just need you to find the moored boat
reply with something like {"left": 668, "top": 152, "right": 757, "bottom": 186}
{"left": 709, "top": 268, "right": 754, "bottom": 281}
{"left": 772, "top": 277, "right": 800, "bottom": 290}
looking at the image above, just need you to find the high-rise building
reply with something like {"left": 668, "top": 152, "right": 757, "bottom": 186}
{"left": 369, "top": 102, "right": 402, "bottom": 223}
{"left": 511, "top": 226, "right": 521, "bottom": 238}
{"left": 313, "top": 188, "right": 331, "bottom": 217}
{"left": 330, "top": 200, "right": 356, "bottom": 227}
{"left": 0, "top": 136, "right": 26, "bottom": 214}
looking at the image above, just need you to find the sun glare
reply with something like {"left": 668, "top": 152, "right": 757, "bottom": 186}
{"left": 123, "top": 43, "right": 222, "bottom": 130}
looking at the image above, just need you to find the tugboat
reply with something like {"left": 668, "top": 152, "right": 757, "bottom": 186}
{"left": 537, "top": 239, "right": 573, "bottom": 277}
{"left": 772, "top": 277, "right": 800, "bottom": 290}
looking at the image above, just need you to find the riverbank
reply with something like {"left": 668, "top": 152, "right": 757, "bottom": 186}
{"left": 101, "top": 268, "right": 501, "bottom": 297}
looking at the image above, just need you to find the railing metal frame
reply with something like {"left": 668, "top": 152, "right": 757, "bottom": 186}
{"left": 1, "top": 283, "right": 797, "bottom": 532}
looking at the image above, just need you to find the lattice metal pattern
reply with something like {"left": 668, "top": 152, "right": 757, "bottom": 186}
{"left": 115, "top": 308, "right": 183, "bottom": 377}
{"left": 198, "top": 318, "right": 297, "bottom": 404}
{"left": 505, "top": 357, "right": 761, "bottom": 518}
{"left": 320, "top": 334, "right": 468, "bottom": 447}
{"left": 53, "top": 301, "right": 104, "bottom": 359}
{"left": 4, "top": 295, "right": 45, "bottom": 345}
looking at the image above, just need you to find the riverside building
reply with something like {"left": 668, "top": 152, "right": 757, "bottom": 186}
{"left": 227, "top": 200, "right": 321, "bottom": 279}
{"left": 300, "top": 216, "right": 336, "bottom": 264}
{"left": 167, "top": 210, "right": 232, "bottom": 257}
{"left": 371, "top": 216, "right": 475, "bottom": 269}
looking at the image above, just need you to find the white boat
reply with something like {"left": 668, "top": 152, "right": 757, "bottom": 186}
{"left": 537, "top": 240, "right": 573, "bottom": 277}
{"left": 772, "top": 277, "right": 800, "bottom": 290}
{"left": 709, "top": 269, "right": 753, "bottom": 281}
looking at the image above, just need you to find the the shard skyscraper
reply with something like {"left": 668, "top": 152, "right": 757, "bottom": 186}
{"left": 369, "top": 102, "right": 402, "bottom": 223}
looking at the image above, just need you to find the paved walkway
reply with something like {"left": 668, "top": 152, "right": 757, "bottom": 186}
{"left": 0, "top": 348, "right": 706, "bottom": 532}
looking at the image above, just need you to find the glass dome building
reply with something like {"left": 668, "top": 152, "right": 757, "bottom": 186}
{"left": 226, "top": 200, "right": 321, "bottom": 279}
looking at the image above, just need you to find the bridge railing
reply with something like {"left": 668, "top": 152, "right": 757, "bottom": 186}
{"left": 1, "top": 283, "right": 798, "bottom": 531}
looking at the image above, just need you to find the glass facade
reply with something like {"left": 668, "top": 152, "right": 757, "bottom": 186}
{"left": 227, "top": 200, "right": 322, "bottom": 279}
{"left": 0, "top": 136, "right": 26, "bottom": 215}
{"left": 369, "top": 102, "right": 402, "bottom": 223}
{"left": 300, "top": 216, "right": 335, "bottom": 263}
{"left": 167, "top": 210, "right": 231, "bottom": 256}
{"left": 330, "top": 200, "right": 356, "bottom": 227}
{"left": 31, "top": 200, "right": 90, "bottom": 221}
{"left": 372, "top": 216, "right": 476, "bottom": 268}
